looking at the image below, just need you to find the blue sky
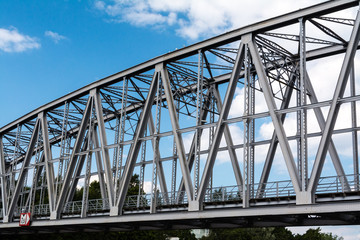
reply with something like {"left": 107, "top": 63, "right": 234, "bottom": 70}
{"left": 1, "top": 0, "right": 359, "bottom": 238}
{"left": 0, "top": 0, "right": 189, "bottom": 127}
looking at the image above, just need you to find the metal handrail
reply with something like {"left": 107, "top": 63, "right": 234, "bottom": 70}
{"left": 2, "top": 174, "right": 359, "bottom": 219}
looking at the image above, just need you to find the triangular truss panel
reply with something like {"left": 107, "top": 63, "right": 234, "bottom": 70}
{"left": 1, "top": 0, "right": 360, "bottom": 229}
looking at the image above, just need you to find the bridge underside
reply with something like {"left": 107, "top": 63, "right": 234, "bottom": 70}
{"left": 1, "top": 0, "right": 360, "bottom": 234}
{"left": 1, "top": 200, "right": 359, "bottom": 234}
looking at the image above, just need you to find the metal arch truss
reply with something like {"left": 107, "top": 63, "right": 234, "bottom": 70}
{"left": 1, "top": 0, "right": 360, "bottom": 232}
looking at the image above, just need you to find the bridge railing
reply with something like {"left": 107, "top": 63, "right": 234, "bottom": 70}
{"left": 316, "top": 174, "right": 359, "bottom": 194}
{"left": 156, "top": 191, "right": 188, "bottom": 206}
{"left": 123, "top": 191, "right": 189, "bottom": 208}
{"left": 63, "top": 201, "right": 82, "bottom": 214}
{"left": 33, "top": 204, "right": 51, "bottom": 216}
{"left": 87, "top": 198, "right": 110, "bottom": 213}
{"left": 1, "top": 174, "right": 359, "bottom": 220}
{"left": 204, "top": 185, "right": 242, "bottom": 203}
{"left": 13, "top": 207, "right": 22, "bottom": 218}
{"left": 124, "top": 194, "right": 151, "bottom": 209}
{"left": 63, "top": 198, "right": 110, "bottom": 214}
{"left": 254, "top": 180, "right": 295, "bottom": 199}
{"left": 201, "top": 180, "right": 296, "bottom": 203}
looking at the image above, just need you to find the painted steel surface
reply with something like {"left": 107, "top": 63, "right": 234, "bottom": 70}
{"left": 0, "top": 0, "right": 360, "bottom": 233}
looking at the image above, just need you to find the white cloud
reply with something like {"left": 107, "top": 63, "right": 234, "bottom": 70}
{"left": 143, "top": 180, "right": 152, "bottom": 193}
{"left": 95, "top": 0, "right": 326, "bottom": 40}
{"left": 97, "top": 0, "right": 178, "bottom": 27}
{"left": 0, "top": 27, "right": 40, "bottom": 53}
{"left": 125, "top": 11, "right": 175, "bottom": 26}
{"left": 45, "top": 30, "right": 67, "bottom": 43}
{"left": 147, "top": 0, "right": 190, "bottom": 12}
{"left": 95, "top": 0, "right": 106, "bottom": 10}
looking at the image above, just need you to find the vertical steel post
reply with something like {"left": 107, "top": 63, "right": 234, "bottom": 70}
{"left": 298, "top": 18, "right": 308, "bottom": 192}
{"left": 250, "top": 73, "right": 255, "bottom": 198}
{"left": 114, "top": 77, "right": 128, "bottom": 197}
{"left": 171, "top": 101, "right": 179, "bottom": 203}
{"left": 208, "top": 89, "right": 215, "bottom": 194}
{"left": 56, "top": 101, "right": 70, "bottom": 204}
{"left": 243, "top": 44, "right": 255, "bottom": 208}
{"left": 0, "top": 135, "right": 8, "bottom": 219}
{"left": 350, "top": 64, "right": 359, "bottom": 190}
{"left": 150, "top": 72, "right": 162, "bottom": 213}
{"left": 113, "top": 116, "right": 121, "bottom": 185}
{"left": 194, "top": 50, "right": 204, "bottom": 198}
{"left": 138, "top": 127, "right": 147, "bottom": 208}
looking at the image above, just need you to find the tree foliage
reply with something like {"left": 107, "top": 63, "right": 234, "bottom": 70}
{"left": 294, "top": 227, "right": 343, "bottom": 240}
{"left": 73, "top": 174, "right": 143, "bottom": 201}
{"left": 2, "top": 227, "right": 343, "bottom": 240}
{"left": 201, "top": 227, "right": 342, "bottom": 240}
{"left": 126, "top": 174, "right": 145, "bottom": 197}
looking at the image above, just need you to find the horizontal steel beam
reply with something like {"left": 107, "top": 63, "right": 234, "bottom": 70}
{"left": 0, "top": 200, "right": 359, "bottom": 233}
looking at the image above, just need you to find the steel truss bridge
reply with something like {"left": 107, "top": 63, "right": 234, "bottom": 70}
{"left": 1, "top": 0, "right": 360, "bottom": 234}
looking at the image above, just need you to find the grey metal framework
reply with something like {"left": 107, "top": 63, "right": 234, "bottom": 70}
{"left": 1, "top": 0, "right": 360, "bottom": 234}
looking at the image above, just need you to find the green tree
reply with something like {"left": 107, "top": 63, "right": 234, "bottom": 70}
{"left": 272, "top": 227, "right": 294, "bottom": 240}
{"left": 165, "top": 230, "right": 197, "bottom": 240}
{"left": 202, "top": 227, "right": 342, "bottom": 240}
{"left": 88, "top": 180, "right": 102, "bottom": 199}
{"left": 1, "top": 227, "right": 343, "bottom": 240}
{"left": 202, "top": 227, "right": 276, "bottom": 240}
{"left": 294, "top": 228, "right": 343, "bottom": 240}
{"left": 73, "top": 187, "right": 83, "bottom": 201}
{"left": 72, "top": 174, "right": 144, "bottom": 202}
{"left": 211, "top": 188, "right": 224, "bottom": 202}
{"left": 126, "top": 174, "right": 144, "bottom": 196}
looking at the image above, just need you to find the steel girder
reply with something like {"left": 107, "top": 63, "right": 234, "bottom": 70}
{"left": 1, "top": 200, "right": 360, "bottom": 233}
{"left": 0, "top": 0, "right": 359, "bottom": 231}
